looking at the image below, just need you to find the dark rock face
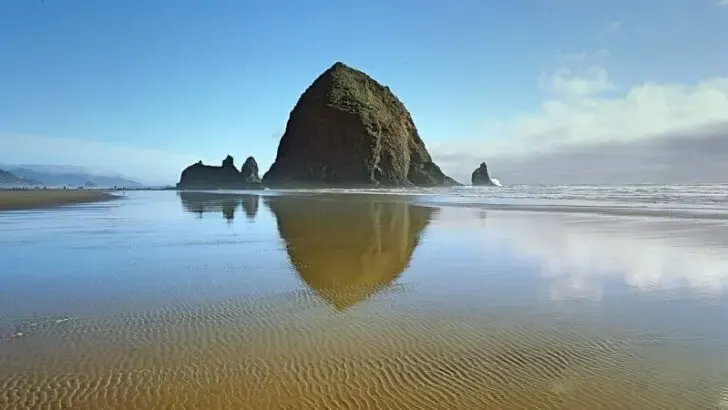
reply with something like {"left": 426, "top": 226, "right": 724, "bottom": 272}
{"left": 264, "top": 195, "right": 435, "bottom": 310}
{"left": 177, "top": 155, "right": 262, "bottom": 189}
{"left": 471, "top": 162, "right": 495, "bottom": 186}
{"left": 222, "top": 155, "right": 234, "bottom": 168}
{"left": 262, "top": 62, "right": 458, "bottom": 188}
{"left": 240, "top": 156, "right": 261, "bottom": 184}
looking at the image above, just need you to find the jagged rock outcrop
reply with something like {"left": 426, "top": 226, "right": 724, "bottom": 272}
{"left": 262, "top": 62, "right": 459, "bottom": 188}
{"left": 240, "top": 156, "right": 261, "bottom": 184}
{"left": 221, "top": 155, "right": 234, "bottom": 168}
{"left": 265, "top": 195, "right": 436, "bottom": 310}
{"left": 471, "top": 162, "right": 495, "bottom": 186}
{"left": 177, "top": 155, "right": 262, "bottom": 189}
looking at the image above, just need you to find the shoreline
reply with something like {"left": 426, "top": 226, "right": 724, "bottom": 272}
{"left": 0, "top": 190, "right": 119, "bottom": 211}
{"left": 173, "top": 189, "right": 728, "bottom": 220}
{"left": 413, "top": 200, "right": 728, "bottom": 221}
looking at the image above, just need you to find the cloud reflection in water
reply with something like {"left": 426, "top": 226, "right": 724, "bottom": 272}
{"left": 484, "top": 212, "right": 728, "bottom": 300}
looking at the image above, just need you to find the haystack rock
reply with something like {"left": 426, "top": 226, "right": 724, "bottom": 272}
{"left": 177, "top": 155, "right": 262, "bottom": 189}
{"left": 471, "top": 161, "right": 496, "bottom": 186}
{"left": 264, "top": 195, "right": 435, "bottom": 310}
{"left": 262, "top": 62, "right": 459, "bottom": 187}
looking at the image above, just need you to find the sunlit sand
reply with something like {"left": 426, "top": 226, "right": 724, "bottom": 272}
{"left": 0, "top": 190, "right": 117, "bottom": 211}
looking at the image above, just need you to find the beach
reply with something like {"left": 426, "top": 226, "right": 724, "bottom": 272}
{"left": 0, "top": 189, "right": 118, "bottom": 211}
{"left": 1, "top": 187, "right": 727, "bottom": 409}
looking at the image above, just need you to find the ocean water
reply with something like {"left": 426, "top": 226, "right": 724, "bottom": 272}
{"left": 1, "top": 186, "right": 728, "bottom": 409}
{"left": 296, "top": 183, "right": 728, "bottom": 205}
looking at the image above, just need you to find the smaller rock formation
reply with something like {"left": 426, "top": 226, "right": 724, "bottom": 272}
{"left": 240, "top": 156, "right": 261, "bottom": 184}
{"left": 471, "top": 162, "right": 496, "bottom": 186}
{"left": 177, "top": 155, "right": 262, "bottom": 189}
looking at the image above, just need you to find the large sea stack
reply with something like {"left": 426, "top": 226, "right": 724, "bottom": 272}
{"left": 471, "top": 161, "right": 496, "bottom": 186}
{"left": 262, "top": 62, "right": 458, "bottom": 187}
{"left": 177, "top": 155, "right": 261, "bottom": 189}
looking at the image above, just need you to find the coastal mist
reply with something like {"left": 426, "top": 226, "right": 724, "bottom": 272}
{"left": 2, "top": 190, "right": 728, "bottom": 409}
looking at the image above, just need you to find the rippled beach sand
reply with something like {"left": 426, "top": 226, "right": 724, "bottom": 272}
{"left": 1, "top": 191, "right": 727, "bottom": 409}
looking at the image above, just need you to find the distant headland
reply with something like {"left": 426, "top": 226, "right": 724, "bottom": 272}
{"left": 176, "top": 62, "right": 498, "bottom": 190}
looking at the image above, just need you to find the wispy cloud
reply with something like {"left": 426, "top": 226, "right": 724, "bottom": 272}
{"left": 606, "top": 20, "right": 622, "bottom": 31}
{"left": 718, "top": 0, "right": 728, "bottom": 7}
{"left": 539, "top": 65, "right": 614, "bottom": 99}
{"left": 0, "top": 133, "right": 215, "bottom": 186}
{"left": 431, "top": 50, "right": 728, "bottom": 184}
{"left": 598, "top": 19, "right": 623, "bottom": 40}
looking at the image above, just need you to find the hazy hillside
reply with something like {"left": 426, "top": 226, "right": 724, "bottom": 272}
{"left": 2, "top": 164, "right": 144, "bottom": 188}
{"left": 0, "top": 168, "right": 42, "bottom": 186}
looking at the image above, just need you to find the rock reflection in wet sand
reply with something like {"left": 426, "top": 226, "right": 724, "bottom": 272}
{"left": 178, "top": 191, "right": 260, "bottom": 222}
{"left": 264, "top": 194, "right": 434, "bottom": 310}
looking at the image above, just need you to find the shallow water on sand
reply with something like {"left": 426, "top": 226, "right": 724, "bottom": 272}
{"left": 1, "top": 190, "right": 728, "bottom": 409}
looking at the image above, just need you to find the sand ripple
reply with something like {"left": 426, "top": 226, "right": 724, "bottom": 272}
{"left": 2, "top": 291, "right": 726, "bottom": 409}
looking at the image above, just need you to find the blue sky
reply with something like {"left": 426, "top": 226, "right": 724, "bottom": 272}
{"left": 1, "top": 0, "right": 727, "bottom": 184}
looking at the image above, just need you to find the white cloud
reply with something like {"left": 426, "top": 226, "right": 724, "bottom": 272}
{"left": 0, "top": 133, "right": 216, "bottom": 186}
{"left": 718, "top": 0, "right": 728, "bottom": 6}
{"left": 431, "top": 50, "right": 728, "bottom": 184}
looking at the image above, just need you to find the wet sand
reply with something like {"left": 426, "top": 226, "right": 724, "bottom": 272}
{"left": 0, "top": 190, "right": 117, "bottom": 211}
{"left": 1, "top": 191, "right": 728, "bottom": 409}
